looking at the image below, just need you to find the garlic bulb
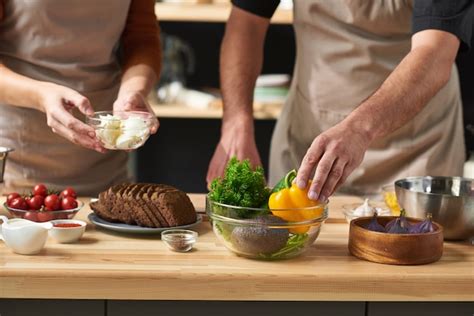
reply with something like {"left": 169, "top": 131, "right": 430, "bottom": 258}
{"left": 353, "top": 199, "right": 375, "bottom": 216}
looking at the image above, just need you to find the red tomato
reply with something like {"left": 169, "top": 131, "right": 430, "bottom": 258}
{"left": 27, "top": 195, "right": 45, "bottom": 211}
{"left": 10, "top": 197, "right": 28, "bottom": 210}
{"left": 6, "top": 193, "right": 21, "bottom": 206}
{"left": 44, "top": 194, "right": 60, "bottom": 211}
{"left": 61, "top": 196, "right": 78, "bottom": 210}
{"left": 33, "top": 183, "right": 48, "bottom": 197}
{"left": 60, "top": 187, "right": 77, "bottom": 199}
{"left": 37, "top": 211, "right": 54, "bottom": 222}
{"left": 23, "top": 211, "right": 39, "bottom": 222}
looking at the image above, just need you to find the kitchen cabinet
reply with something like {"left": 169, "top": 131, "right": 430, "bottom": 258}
{"left": 0, "top": 299, "right": 105, "bottom": 316}
{"left": 107, "top": 301, "right": 365, "bottom": 316}
{"left": 367, "top": 302, "right": 474, "bottom": 316}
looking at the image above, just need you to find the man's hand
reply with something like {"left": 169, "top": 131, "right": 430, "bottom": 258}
{"left": 113, "top": 91, "right": 159, "bottom": 134}
{"left": 296, "top": 121, "right": 372, "bottom": 202}
{"left": 206, "top": 120, "right": 261, "bottom": 186}
{"left": 297, "top": 29, "right": 460, "bottom": 201}
{"left": 38, "top": 82, "right": 106, "bottom": 153}
{"left": 206, "top": 6, "right": 269, "bottom": 187}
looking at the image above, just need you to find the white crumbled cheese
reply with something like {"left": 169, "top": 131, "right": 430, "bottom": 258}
{"left": 96, "top": 115, "right": 149, "bottom": 150}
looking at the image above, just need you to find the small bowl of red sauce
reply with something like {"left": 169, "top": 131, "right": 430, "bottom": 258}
{"left": 49, "top": 220, "right": 86, "bottom": 244}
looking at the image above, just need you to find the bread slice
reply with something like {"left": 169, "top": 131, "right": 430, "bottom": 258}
{"left": 139, "top": 184, "right": 162, "bottom": 228}
{"left": 130, "top": 184, "right": 156, "bottom": 227}
{"left": 156, "top": 190, "right": 197, "bottom": 227}
{"left": 90, "top": 198, "right": 116, "bottom": 222}
{"left": 115, "top": 183, "right": 137, "bottom": 225}
{"left": 148, "top": 185, "right": 178, "bottom": 227}
{"left": 105, "top": 183, "right": 129, "bottom": 221}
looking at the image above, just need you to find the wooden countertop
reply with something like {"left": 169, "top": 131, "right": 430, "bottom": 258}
{"left": 0, "top": 195, "right": 473, "bottom": 301}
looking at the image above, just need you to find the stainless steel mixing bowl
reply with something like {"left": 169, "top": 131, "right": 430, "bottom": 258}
{"left": 0, "top": 147, "right": 13, "bottom": 183}
{"left": 395, "top": 176, "right": 474, "bottom": 240}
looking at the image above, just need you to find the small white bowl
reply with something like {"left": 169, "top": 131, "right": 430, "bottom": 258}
{"left": 49, "top": 220, "right": 86, "bottom": 243}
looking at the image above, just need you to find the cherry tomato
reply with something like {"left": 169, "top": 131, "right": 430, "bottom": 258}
{"left": 10, "top": 197, "right": 28, "bottom": 210}
{"left": 27, "top": 195, "right": 45, "bottom": 211}
{"left": 61, "top": 196, "right": 78, "bottom": 210}
{"left": 60, "top": 187, "right": 77, "bottom": 199}
{"left": 37, "top": 211, "right": 54, "bottom": 222}
{"left": 6, "top": 192, "right": 21, "bottom": 206}
{"left": 44, "top": 194, "right": 60, "bottom": 211}
{"left": 33, "top": 183, "right": 48, "bottom": 197}
{"left": 23, "top": 211, "right": 39, "bottom": 222}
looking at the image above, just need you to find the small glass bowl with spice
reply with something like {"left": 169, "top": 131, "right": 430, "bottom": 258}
{"left": 161, "top": 229, "right": 198, "bottom": 252}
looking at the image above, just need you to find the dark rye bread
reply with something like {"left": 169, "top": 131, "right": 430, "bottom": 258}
{"left": 115, "top": 183, "right": 138, "bottom": 225}
{"left": 90, "top": 195, "right": 115, "bottom": 222}
{"left": 147, "top": 185, "right": 178, "bottom": 227}
{"left": 105, "top": 183, "right": 129, "bottom": 221}
{"left": 135, "top": 184, "right": 161, "bottom": 228}
{"left": 90, "top": 183, "right": 197, "bottom": 228}
{"left": 155, "top": 189, "right": 197, "bottom": 226}
{"left": 128, "top": 183, "right": 155, "bottom": 227}
{"left": 109, "top": 184, "right": 134, "bottom": 224}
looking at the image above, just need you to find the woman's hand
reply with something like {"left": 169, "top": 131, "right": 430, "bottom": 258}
{"left": 113, "top": 91, "right": 159, "bottom": 134}
{"left": 38, "top": 82, "right": 106, "bottom": 153}
{"left": 295, "top": 120, "right": 372, "bottom": 202}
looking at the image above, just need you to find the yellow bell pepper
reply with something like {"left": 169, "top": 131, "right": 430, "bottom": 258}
{"left": 268, "top": 179, "right": 324, "bottom": 234}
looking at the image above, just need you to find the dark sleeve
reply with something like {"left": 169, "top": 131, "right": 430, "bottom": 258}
{"left": 231, "top": 0, "right": 280, "bottom": 19}
{"left": 412, "top": 0, "right": 474, "bottom": 51}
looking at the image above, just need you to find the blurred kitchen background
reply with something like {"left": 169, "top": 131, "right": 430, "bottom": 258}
{"left": 133, "top": 0, "right": 474, "bottom": 193}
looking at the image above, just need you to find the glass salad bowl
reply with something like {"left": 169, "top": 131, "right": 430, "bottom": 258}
{"left": 206, "top": 197, "right": 328, "bottom": 260}
{"left": 86, "top": 111, "right": 155, "bottom": 150}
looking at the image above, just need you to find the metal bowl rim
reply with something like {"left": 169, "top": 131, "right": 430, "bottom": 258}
{"left": 394, "top": 176, "right": 473, "bottom": 198}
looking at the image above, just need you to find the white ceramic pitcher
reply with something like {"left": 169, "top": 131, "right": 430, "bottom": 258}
{"left": 0, "top": 216, "right": 52, "bottom": 255}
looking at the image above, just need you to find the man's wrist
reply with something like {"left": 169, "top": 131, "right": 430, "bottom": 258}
{"left": 342, "top": 113, "right": 378, "bottom": 146}
{"left": 221, "top": 112, "right": 255, "bottom": 136}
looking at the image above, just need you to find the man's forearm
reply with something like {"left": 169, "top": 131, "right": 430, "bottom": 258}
{"left": 346, "top": 30, "right": 460, "bottom": 142}
{"left": 220, "top": 7, "right": 269, "bottom": 130}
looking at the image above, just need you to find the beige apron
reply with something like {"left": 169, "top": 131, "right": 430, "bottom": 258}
{"left": 0, "top": 0, "right": 132, "bottom": 196}
{"left": 270, "top": 0, "right": 465, "bottom": 195}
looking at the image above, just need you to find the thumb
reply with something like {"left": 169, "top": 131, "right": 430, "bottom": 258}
{"left": 66, "top": 92, "right": 94, "bottom": 116}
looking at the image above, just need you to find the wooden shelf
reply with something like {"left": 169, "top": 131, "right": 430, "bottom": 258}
{"left": 155, "top": 2, "right": 293, "bottom": 24}
{"left": 150, "top": 102, "right": 282, "bottom": 120}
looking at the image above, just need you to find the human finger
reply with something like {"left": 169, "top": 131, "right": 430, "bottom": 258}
{"left": 64, "top": 92, "right": 94, "bottom": 116}
{"left": 318, "top": 158, "right": 347, "bottom": 201}
{"left": 308, "top": 152, "right": 336, "bottom": 201}
{"left": 49, "top": 118, "right": 105, "bottom": 153}
{"left": 296, "top": 139, "right": 325, "bottom": 190}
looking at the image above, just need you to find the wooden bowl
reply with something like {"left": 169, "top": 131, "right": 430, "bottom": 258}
{"left": 348, "top": 216, "right": 444, "bottom": 265}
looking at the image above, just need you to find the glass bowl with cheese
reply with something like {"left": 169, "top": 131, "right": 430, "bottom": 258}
{"left": 86, "top": 111, "right": 154, "bottom": 150}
